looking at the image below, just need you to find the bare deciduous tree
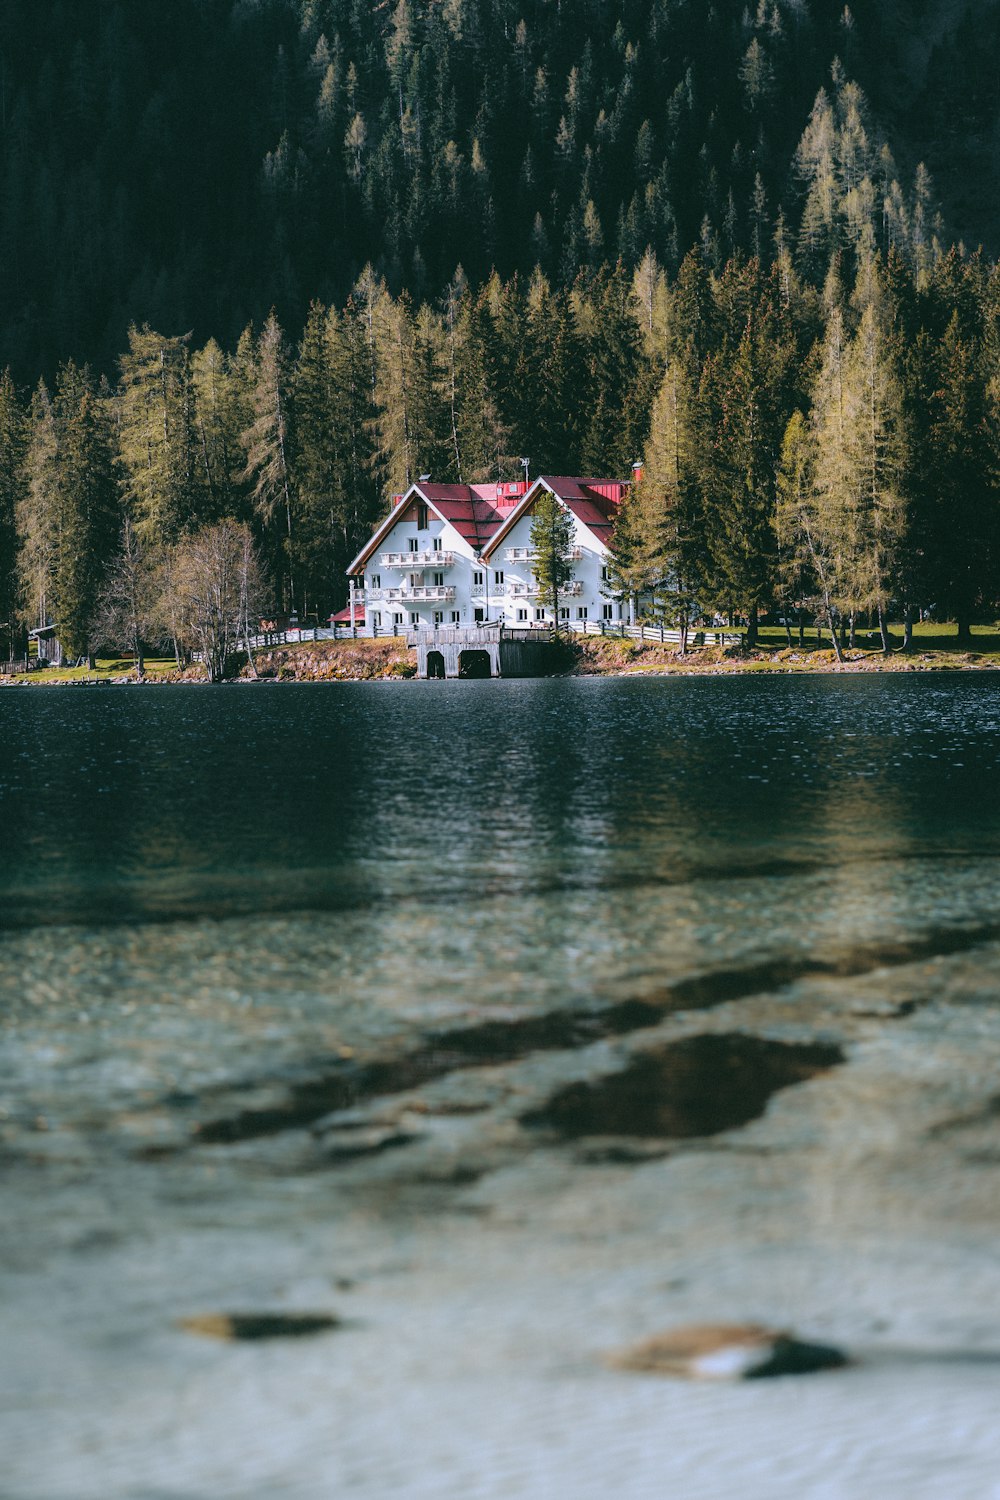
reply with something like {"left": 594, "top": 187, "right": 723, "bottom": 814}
{"left": 93, "top": 515, "right": 158, "bottom": 678}
{"left": 170, "top": 519, "right": 264, "bottom": 683}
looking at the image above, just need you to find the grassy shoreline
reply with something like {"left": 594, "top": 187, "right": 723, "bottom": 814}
{"left": 3, "top": 624, "right": 1000, "bottom": 684}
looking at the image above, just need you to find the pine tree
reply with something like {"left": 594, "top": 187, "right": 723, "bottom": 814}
{"left": 529, "top": 486, "right": 575, "bottom": 623}
{"left": 18, "top": 382, "right": 59, "bottom": 636}
{"left": 50, "top": 362, "right": 119, "bottom": 663}
{"left": 922, "top": 312, "right": 998, "bottom": 639}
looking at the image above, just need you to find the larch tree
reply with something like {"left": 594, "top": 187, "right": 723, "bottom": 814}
{"left": 242, "top": 310, "right": 296, "bottom": 613}
{"left": 117, "top": 327, "right": 196, "bottom": 547}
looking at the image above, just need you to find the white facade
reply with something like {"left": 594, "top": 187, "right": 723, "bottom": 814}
{"left": 484, "top": 504, "right": 621, "bottom": 629}
{"left": 348, "top": 479, "right": 626, "bottom": 634}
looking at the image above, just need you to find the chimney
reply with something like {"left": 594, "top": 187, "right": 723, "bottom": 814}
{"left": 631, "top": 461, "right": 644, "bottom": 484}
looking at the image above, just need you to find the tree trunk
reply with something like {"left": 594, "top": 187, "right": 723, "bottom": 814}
{"left": 784, "top": 618, "right": 793, "bottom": 647}
{"left": 902, "top": 604, "right": 914, "bottom": 652}
{"left": 849, "top": 611, "right": 857, "bottom": 650}
{"left": 746, "top": 602, "right": 758, "bottom": 648}
{"left": 828, "top": 611, "right": 844, "bottom": 662}
{"left": 798, "top": 611, "right": 805, "bottom": 648}
{"left": 956, "top": 613, "right": 972, "bottom": 645}
{"left": 878, "top": 603, "right": 892, "bottom": 655}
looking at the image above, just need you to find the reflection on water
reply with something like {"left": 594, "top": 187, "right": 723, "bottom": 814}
{"left": 1, "top": 673, "right": 999, "bottom": 1162}
{"left": 6, "top": 677, "right": 1000, "bottom": 1499}
{"left": 3, "top": 676, "right": 1000, "bottom": 927}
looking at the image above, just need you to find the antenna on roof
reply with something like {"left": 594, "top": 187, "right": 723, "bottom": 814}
{"left": 520, "top": 457, "right": 530, "bottom": 484}
{"left": 418, "top": 473, "right": 431, "bottom": 482}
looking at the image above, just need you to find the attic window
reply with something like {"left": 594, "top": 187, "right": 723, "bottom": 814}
{"left": 416, "top": 502, "right": 429, "bottom": 530}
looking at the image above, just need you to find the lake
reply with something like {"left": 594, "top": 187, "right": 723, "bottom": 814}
{"left": 5, "top": 676, "right": 1000, "bottom": 1499}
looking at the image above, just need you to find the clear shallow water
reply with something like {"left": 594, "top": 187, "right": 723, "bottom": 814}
{"left": 6, "top": 676, "right": 1000, "bottom": 1500}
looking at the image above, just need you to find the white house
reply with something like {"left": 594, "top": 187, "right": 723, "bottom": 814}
{"left": 346, "top": 473, "right": 635, "bottom": 633}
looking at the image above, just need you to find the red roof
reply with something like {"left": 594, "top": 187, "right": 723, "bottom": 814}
{"left": 330, "top": 603, "right": 366, "bottom": 623}
{"left": 347, "top": 475, "right": 628, "bottom": 573}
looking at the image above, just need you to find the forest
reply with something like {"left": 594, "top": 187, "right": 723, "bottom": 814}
{"left": 0, "top": 0, "right": 999, "bottom": 659}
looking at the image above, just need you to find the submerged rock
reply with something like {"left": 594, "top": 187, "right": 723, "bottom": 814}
{"left": 179, "top": 1312, "right": 340, "bottom": 1341}
{"left": 609, "top": 1322, "right": 848, "bottom": 1380}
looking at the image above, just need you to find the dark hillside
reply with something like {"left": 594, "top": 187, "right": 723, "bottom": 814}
{"left": 0, "top": 0, "right": 993, "bottom": 380}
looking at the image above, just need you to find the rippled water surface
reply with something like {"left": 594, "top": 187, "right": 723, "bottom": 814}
{"left": 5, "top": 675, "right": 1000, "bottom": 1500}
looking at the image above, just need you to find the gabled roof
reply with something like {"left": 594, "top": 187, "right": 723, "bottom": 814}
{"left": 346, "top": 475, "right": 629, "bottom": 575}
{"left": 346, "top": 480, "right": 524, "bottom": 574}
{"left": 481, "top": 475, "right": 627, "bottom": 559}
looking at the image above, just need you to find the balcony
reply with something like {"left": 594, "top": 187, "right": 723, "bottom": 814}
{"left": 384, "top": 586, "right": 456, "bottom": 603}
{"left": 380, "top": 550, "right": 455, "bottom": 568}
{"left": 504, "top": 545, "right": 582, "bottom": 562}
{"left": 506, "top": 579, "right": 582, "bottom": 597}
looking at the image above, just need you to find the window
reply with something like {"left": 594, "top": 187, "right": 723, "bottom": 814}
{"left": 433, "top": 572, "right": 444, "bottom": 587}
{"left": 433, "top": 610, "right": 443, "bottom": 625}
{"left": 577, "top": 607, "right": 588, "bottom": 620}
{"left": 601, "top": 565, "right": 610, "bottom": 582}
{"left": 410, "top": 612, "right": 420, "bottom": 627}
{"left": 393, "top": 612, "right": 403, "bottom": 627}
{"left": 474, "top": 607, "right": 484, "bottom": 622}
{"left": 559, "top": 607, "right": 569, "bottom": 620}
{"left": 602, "top": 603, "right": 613, "bottom": 620}
{"left": 450, "top": 610, "right": 460, "bottom": 624}
{"left": 416, "top": 502, "right": 429, "bottom": 530}
{"left": 373, "top": 611, "right": 382, "bottom": 629}
{"left": 516, "top": 608, "right": 528, "bottom": 621}
{"left": 409, "top": 573, "right": 422, "bottom": 590}
{"left": 433, "top": 536, "right": 442, "bottom": 551}
{"left": 407, "top": 537, "right": 418, "bottom": 553}
{"left": 473, "top": 570, "right": 483, "bottom": 586}
{"left": 535, "top": 608, "right": 545, "bottom": 620}
{"left": 495, "top": 570, "right": 504, "bottom": 585}
{"left": 370, "top": 573, "right": 381, "bottom": 589}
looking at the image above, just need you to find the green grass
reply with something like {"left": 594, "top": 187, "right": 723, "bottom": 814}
{"left": 4, "top": 655, "right": 179, "bottom": 684}
{"left": 748, "top": 622, "right": 1000, "bottom": 658}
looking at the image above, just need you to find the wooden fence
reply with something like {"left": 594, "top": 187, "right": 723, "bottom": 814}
{"left": 246, "top": 621, "right": 739, "bottom": 649}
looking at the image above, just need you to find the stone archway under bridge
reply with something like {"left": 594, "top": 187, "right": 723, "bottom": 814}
{"left": 407, "top": 625, "right": 558, "bottom": 679}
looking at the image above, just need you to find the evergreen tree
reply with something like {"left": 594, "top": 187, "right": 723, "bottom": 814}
{"left": 18, "top": 382, "right": 59, "bottom": 636}
{"left": 242, "top": 310, "right": 295, "bottom": 612}
{"left": 117, "top": 327, "right": 196, "bottom": 546}
{"left": 0, "top": 372, "right": 27, "bottom": 660}
{"left": 529, "top": 486, "right": 575, "bottom": 623}
{"left": 50, "top": 362, "right": 119, "bottom": 663}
